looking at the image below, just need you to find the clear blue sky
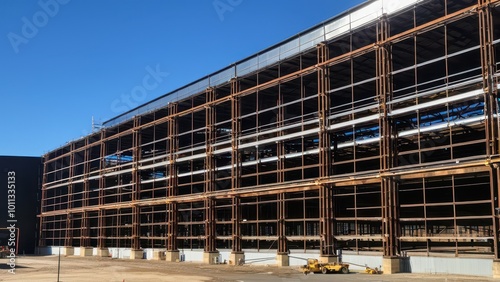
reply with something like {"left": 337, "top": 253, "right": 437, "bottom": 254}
{"left": 0, "top": 0, "right": 364, "bottom": 157}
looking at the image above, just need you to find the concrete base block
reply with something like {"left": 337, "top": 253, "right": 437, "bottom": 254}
{"left": 493, "top": 260, "right": 500, "bottom": 279}
{"left": 152, "top": 250, "right": 165, "bottom": 260}
{"left": 229, "top": 252, "right": 245, "bottom": 265}
{"left": 166, "top": 250, "right": 180, "bottom": 262}
{"left": 203, "top": 251, "right": 220, "bottom": 265}
{"left": 318, "top": 255, "right": 339, "bottom": 264}
{"left": 382, "top": 256, "right": 400, "bottom": 274}
{"left": 129, "top": 250, "right": 144, "bottom": 260}
{"left": 79, "top": 247, "right": 93, "bottom": 257}
{"left": 61, "top": 247, "right": 74, "bottom": 256}
{"left": 97, "top": 248, "right": 109, "bottom": 257}
{"left": 276, "top": 253, "right": 289, "bottom": 267}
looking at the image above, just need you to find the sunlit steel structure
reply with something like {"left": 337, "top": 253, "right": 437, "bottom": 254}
{"left": 39, "top": 0, "right": 500, "bottom": 274}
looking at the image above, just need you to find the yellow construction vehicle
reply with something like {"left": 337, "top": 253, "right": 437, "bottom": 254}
{"left": 364, "top": 266, "right": 382, "bottom": 274}
{"left": 300, "top": 258, "right": 349, "bottom": 274}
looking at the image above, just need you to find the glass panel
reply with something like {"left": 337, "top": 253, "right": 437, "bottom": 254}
{"left": 325, "top": 15, "right": 350, "bottom": 40}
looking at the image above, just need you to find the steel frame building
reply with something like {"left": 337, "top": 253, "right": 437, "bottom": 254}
{"left": 39, "top": 0, "right": 500, "bottom": 274}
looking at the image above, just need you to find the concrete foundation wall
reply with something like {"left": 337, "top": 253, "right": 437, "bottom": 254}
{"left": 37, "top": 246, "right": 77, "bottom": 256}
{"left": 243, "top": 250, "right": 278, "bottom": 265}
{"left": 180, "top": 250, "right": 204, "bottom": 262}
{"left": 404, "top": 256, "right": 492, "bottom": 277}
{"left": 218, "top": 250, "right": 231, "bottom": 263}
{"left": 36, "top": 246, "right": 496, "bottom": 277}
{"left": 108, "top": 248, "right": 131, "bottom": 259}
{"left": 142, "top": 249, "right": 166, "bottom": 260}
{"left": 342, "top": 254, "right": 383, "bottom": 271}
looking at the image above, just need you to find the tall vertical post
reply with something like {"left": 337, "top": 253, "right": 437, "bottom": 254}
{"left": 81, "top": 146, "right": 91, "bottom": 250}
{"left": 97, "top": 131, "right": 108, "bottom": 256}
{"left": 231, "top": 196, "right": 242, "bottom": 255}
{"left": 317, "top": 42, "right": 336, "bottom": 261}
{"left": 229, "top": 78, "right": 245, "bottom": 264}
{"left": 205, "top": 88, "right": 217, "bottom": 195}
{"left": 166, "top": 103, "right": 179, "bottom": 262}
{"left": 64, "top": 144, "right": 74, "bottom": 251}
{"left": 377, "top": 15, "right": 400, "bottom": 273}
{"left": 479, "top": 0, "right": 499, "bottom": 156}
{"left": 231, "top": 78, "right": 241, "bottom": 192}
{"left": 130, "top": 117, "right": 142, "bottom": 259}
{"left": 277, "top": 193, "right": 287, "bottom": 253}
{"left": 204, "top": 197, "right": 217, "bottom": 262}
{"left": 478, "top": 1, "right": 500, "bottom": 276}
{"left": 204, "top": 87, "right": 218, "bottom": 263}
{"left": 275, "top": 72, "right": 288, "bottom": 264}
{"left": 80, "top": 140, "right": 93, "bottom": 256}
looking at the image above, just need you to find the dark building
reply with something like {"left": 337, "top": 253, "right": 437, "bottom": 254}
{"left": 0, "top": 156, "right": 42, "bottom": 254}
{"left": 39, "top": 0, "right": 500, "bottom": 277}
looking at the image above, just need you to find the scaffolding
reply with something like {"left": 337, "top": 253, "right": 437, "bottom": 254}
{"left": 40, "top": 0, "right": 500, "bottom": 260}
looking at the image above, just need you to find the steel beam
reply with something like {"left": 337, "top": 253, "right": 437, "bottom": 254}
{"left": 231, "top": 78, "right": 241, "bottom": 190}
{"left": 277, "top": 193, "right": 287, "bottom": 254}
{"left": 167, "top": 103, "right": 178, "bottom": 251}
{"left": 377, "top": 15, "right": 399, "bottom": 258}
{"left": 80, "top": 142, "right": 91, "bottom": 248}
{"left": 97, "top": 130, "right": 106, "bottom": 249}
{"left": 230, "top": 79, "right": 242, "bottom": 253}
{"left": 204, "top": 197, "right": 216, "bottom": 252}
{"left": 131, "top": 117, "right": 141, "bottom": 250}
{"left": 231, "top": 196, "right": 241, "bottom": 253}
{"left": 317, "top": 42, "right": 335, "bottom": 257}
{"left": 479, "top": 0, "right": 500, "bottom": 259}
{"left": 205, "top": 87, "right": 217, "bottom": 253}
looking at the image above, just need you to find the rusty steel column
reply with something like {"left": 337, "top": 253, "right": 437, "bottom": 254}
{"left": 277, "top": 76, "right": 285, "bottom": 184}
{"left": 80, "top": 211, "right": 89, "bottom": 248}
{"left": 277, "top": 193, "right": 287, "bottom": 254}
{"left": 98, "top": 131, "right": 106, "bottom": 249}
{"left": 276, "top": 71, "right": 288, "bottom": 255}
{"left": 230, "top": 78, "right": 242, "bottom": 253}
{"left": 64, "top": 144, "right": 75, "bottom": 247}
{"left": 167, "top": 103, "right": 179, "bottom": 252}
{"left": 79, "top": 142, "right": 91, "bottom": 248}
{"left": 97, "top": 209, "right": 105, "bottom": 249}
{"left": 479, "top": 0, "right": 500, "bottom": 259}
{"left": 84, "top": 139, "right": 92, "bottom": 250}
{"left": 231, "top": 196, "right": 242, "bottom": 253}
{"left": 377, "top": 15, "right": 399, "bottom": 258}
{"left": 231, "top": 78, "right": 241, "bottom": 191}
{"left": 205, "top": 87, "right": 217, "bottom": 253}
{"left": 204, "top": 197, "right": 217, "bottom": 253}
{"left": 65, "top": 213, "right": 73, "bottom": 247}
{"left": 205, "top": 87, "right": 216, "bottom": 192}
{"left": 131, "top": 117, "right": 141, "bottom": 251}
{"left": 317, "top": 42, "right": 335, "bottom": 257}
